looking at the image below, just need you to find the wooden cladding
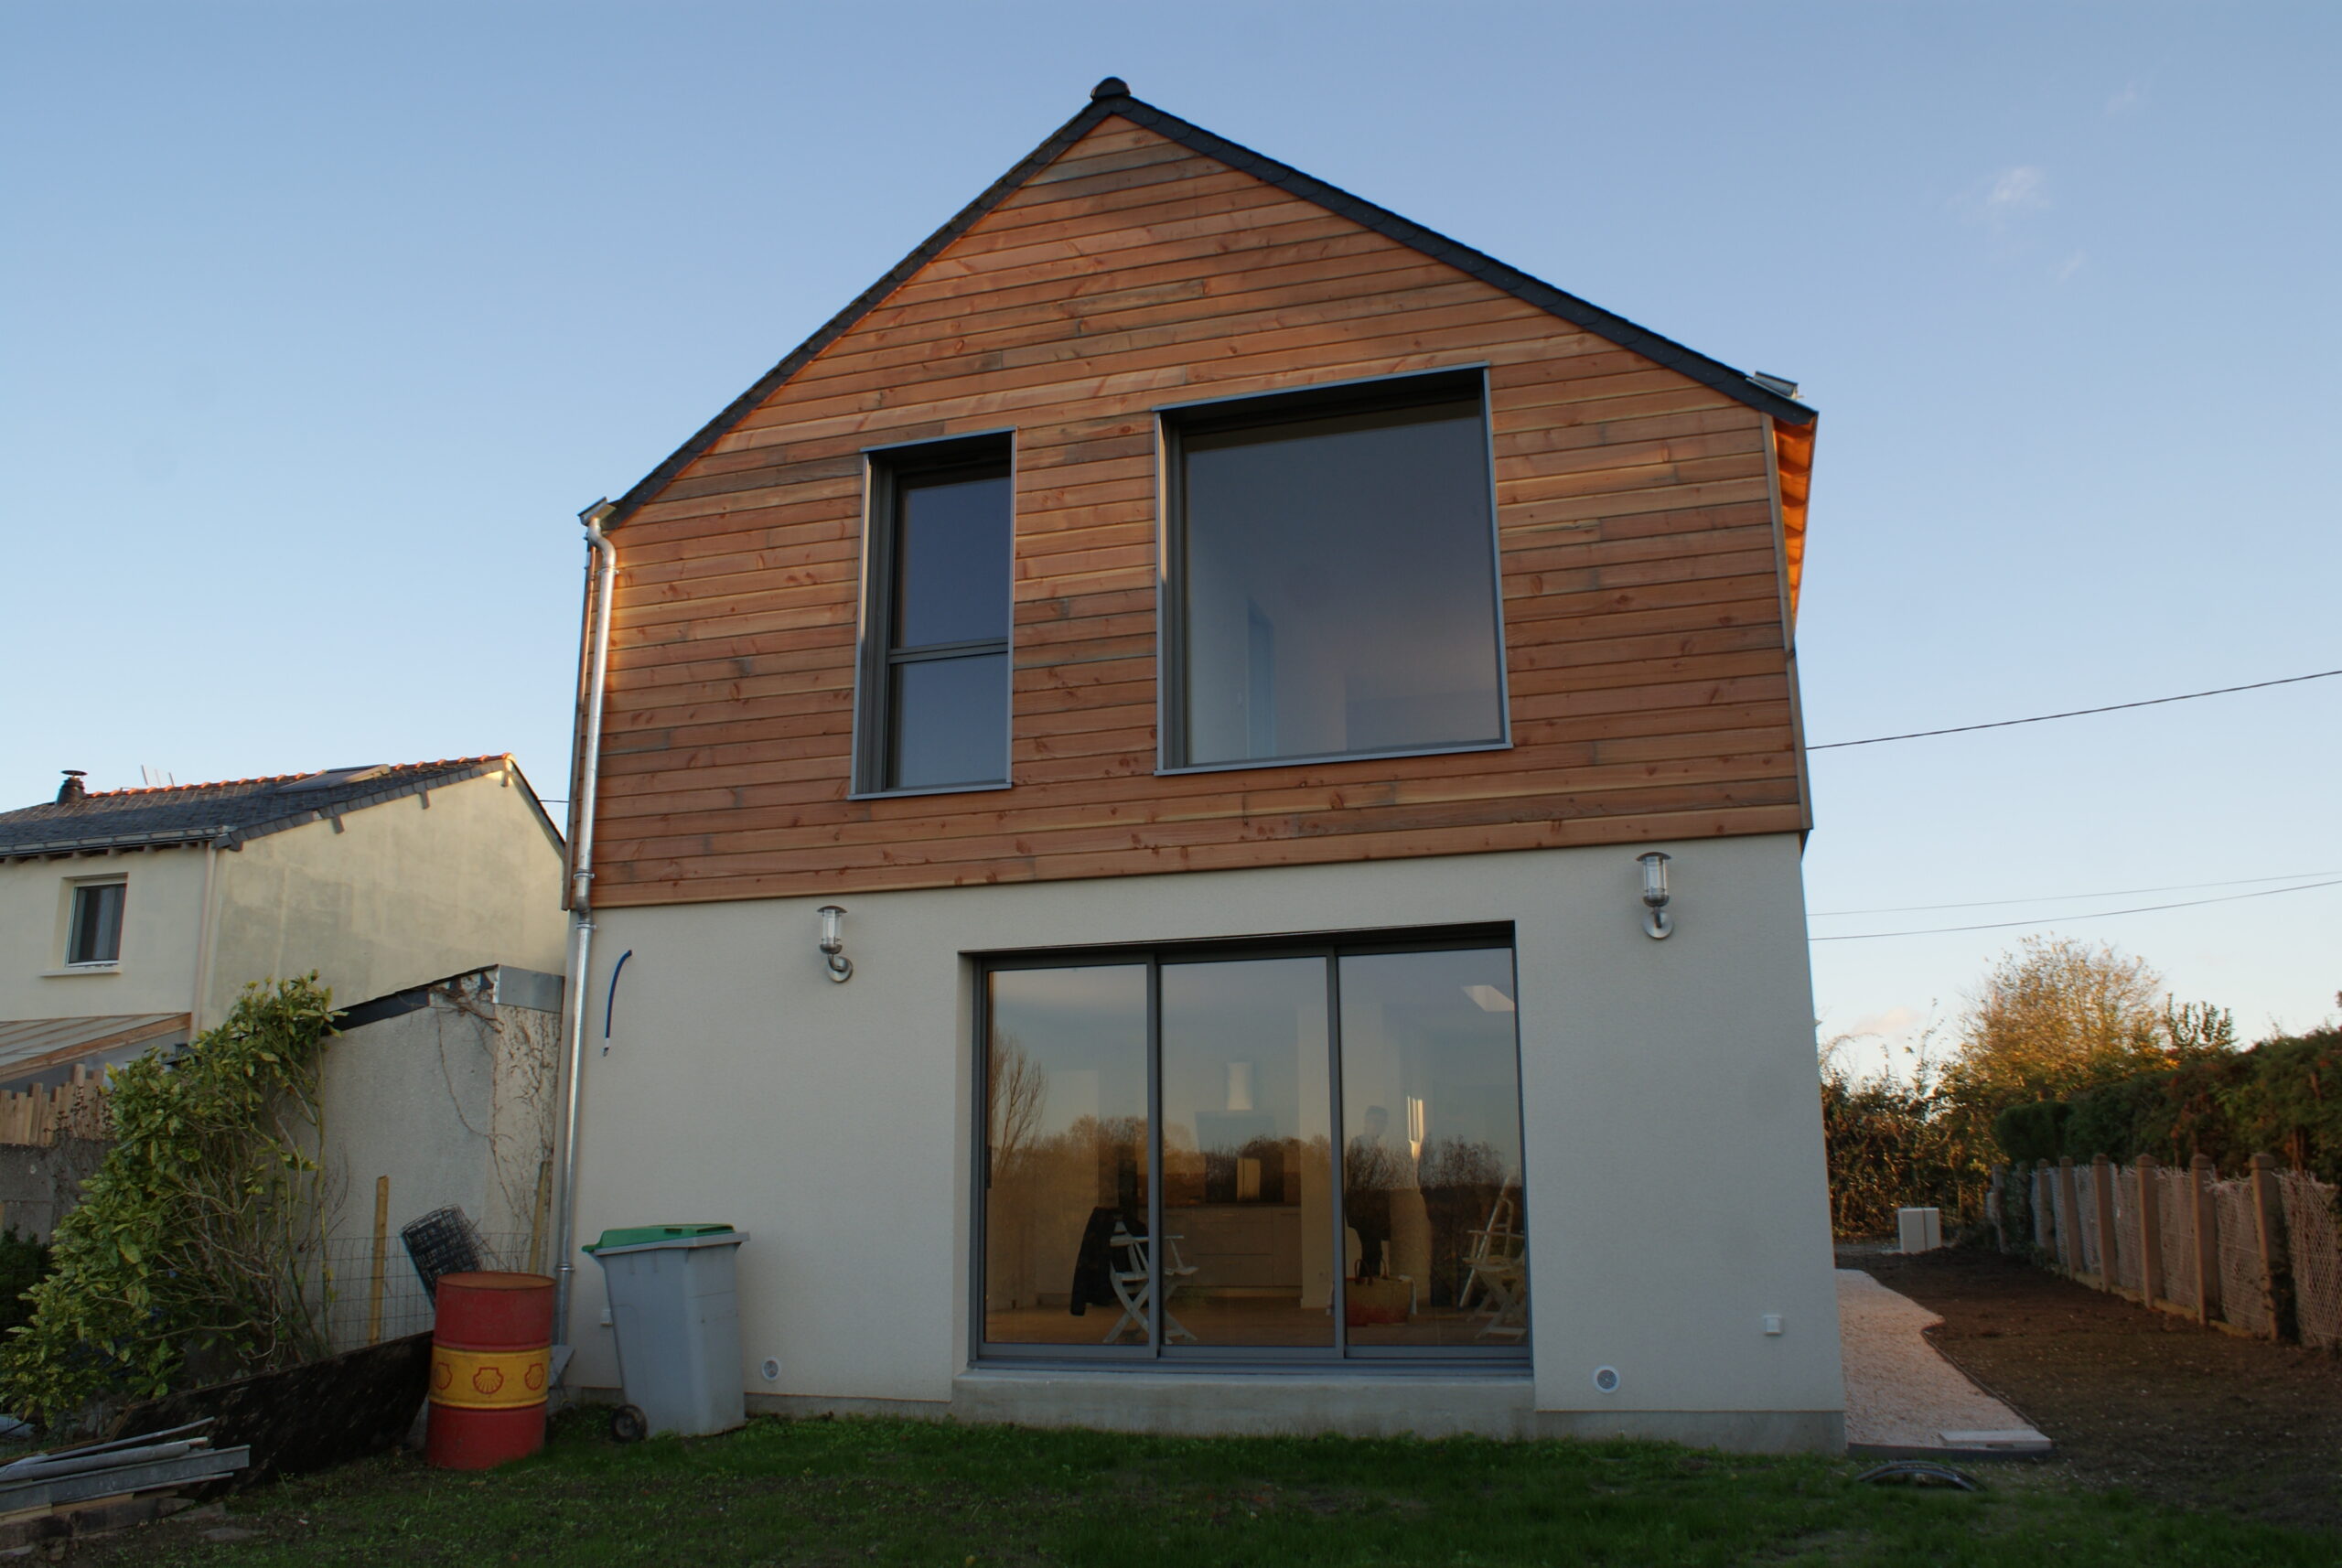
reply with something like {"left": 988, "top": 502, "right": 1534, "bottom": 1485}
{"left": 589, "top": 117, "right": 1809, "bottom": 907}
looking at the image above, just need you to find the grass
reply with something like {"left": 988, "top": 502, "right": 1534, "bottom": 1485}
{"left": 103, "top": 1410, "right": 2333, "bottom": 1566}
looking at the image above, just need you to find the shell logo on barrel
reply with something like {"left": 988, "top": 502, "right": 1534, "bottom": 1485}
{"left": 429, "top": 1345, "right": 551, "bottom": 1412}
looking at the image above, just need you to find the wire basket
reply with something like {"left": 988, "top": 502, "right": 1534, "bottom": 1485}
{"left": 400, "top": 1206, "right": 487, "bottom": 1298}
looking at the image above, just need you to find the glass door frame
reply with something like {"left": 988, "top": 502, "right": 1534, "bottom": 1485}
{"left": 971, "top": 924, "right": 1529, "bottom": 1369}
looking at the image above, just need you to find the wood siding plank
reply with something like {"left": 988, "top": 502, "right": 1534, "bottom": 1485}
{"left": 584, "top": 117, "right": 1806, "bottom": 907}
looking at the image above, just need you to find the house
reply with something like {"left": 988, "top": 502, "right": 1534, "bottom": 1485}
{"left": 0, "top": 757, "right": 570, "bottom": 1251}
{"left": 558, "top": 81, "right": 1841, "bottom": 1451}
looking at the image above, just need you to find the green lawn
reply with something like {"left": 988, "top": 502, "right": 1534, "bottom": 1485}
{"left": 106, "top": 1411, "right": 2330, "bottom": 1566}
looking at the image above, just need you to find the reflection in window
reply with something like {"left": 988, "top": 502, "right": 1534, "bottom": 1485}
{"left": 1339, "top": 949, "right": 1526, "bottom": 1346}
{"left": 861, "top": 444, "right": 1013, "bottom": 792}
{"left": 67, "top": 881, "right": 125, "bottom": 965}
{"left": 982, "top": 964, "right": 1149, "bottom": 1347}
{"left": 1174, "top": 380, "right": 1505, "bottom": 768}
{"left": 982, "top": 941, "right": 1525, "bottom": 1359}
{"left": 1160, "top": 959, "right": 1334, "bottom": 1348}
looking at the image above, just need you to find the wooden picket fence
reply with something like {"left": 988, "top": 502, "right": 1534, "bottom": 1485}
{"left": 1991, "top": 1153, "right": 2342, "bottom": 1350}
{"left": 0, "top": 1063, "right": 111, "bottom": 1146}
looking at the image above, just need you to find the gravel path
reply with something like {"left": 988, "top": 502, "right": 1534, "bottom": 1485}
{"left": 1837, "top": 1268, "right": 2040, "bottom": 1450}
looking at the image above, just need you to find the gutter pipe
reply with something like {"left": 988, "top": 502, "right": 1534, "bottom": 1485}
{"left": 553, "top": 499, "right": 618, "bottom": 1364}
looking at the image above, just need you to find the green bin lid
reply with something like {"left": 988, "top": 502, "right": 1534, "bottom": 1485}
{"left": 584, "top": 1223, "right": 735, "bottom": 1254}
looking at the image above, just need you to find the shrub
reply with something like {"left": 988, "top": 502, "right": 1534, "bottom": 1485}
{"left": 0, "top": 977, "right": 337, "bottom": 1422}
{"left": 1992, "top": 1101, "right": 2068, "bottom": 1164}
{"left": 1820, "top": 1050, "right": 1972, "bottom": 1238}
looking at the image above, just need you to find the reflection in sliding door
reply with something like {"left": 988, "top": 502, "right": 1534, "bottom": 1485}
{"left": 1338, "top": 948, "right": 1527, "bottom": 1348}
{"left": 1159, "top": 958, "right": 1335, "bottom": 1348}
{"left": 983, "top": 964, "right": 1150, "bottom": 1346}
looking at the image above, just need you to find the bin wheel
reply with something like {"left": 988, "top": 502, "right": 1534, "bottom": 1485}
{"left": 610, "top": 1404, "right": 649, "bottom": 1444}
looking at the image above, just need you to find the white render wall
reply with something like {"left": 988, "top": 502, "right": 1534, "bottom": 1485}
{"left": 0, "top": 844, "right": 208, "bottom": 1022}
{"left": 209, "top": 770, "right": 568, "bottom": 1026}
{"left": 564, "top": 832, "right": 1843, "bottom": 1449}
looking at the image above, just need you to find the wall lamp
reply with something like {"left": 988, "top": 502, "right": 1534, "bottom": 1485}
{"left": 816, "top": 905, "right": 854, "bottom": 982}
{"left": 1637, "top": 852, "right": 1674, "bottom": 940}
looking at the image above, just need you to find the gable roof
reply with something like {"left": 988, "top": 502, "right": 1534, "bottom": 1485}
{"left": 603, "top": 79, "right": 1818, "bottom": 531}
{"left": 0, "top": 756, "right": 554, "bottom": 860}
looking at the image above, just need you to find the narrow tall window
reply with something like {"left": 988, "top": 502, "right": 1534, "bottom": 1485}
{"left": 859, "top": 439, "right": 1014, "bottom": 792}
{"left": 1165, "top": 371, "right": 1506, "bottom": 770}
{"left": 67, "top": 881, "right": 125, "bottom": 965}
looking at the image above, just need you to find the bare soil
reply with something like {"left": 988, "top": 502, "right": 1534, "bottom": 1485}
{"left": 1850, "top": 1246, "right": 2342, "bottom": 1531}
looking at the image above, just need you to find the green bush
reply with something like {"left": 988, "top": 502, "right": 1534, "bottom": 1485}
{"left": 0, "top": 977, "right": 337, "bottom": 1422}
{"left": 1992, "top": 1101, "right": 2068, "bottom": 1163}
{"left": 1992, "top": 1026, "right": 2342, "bottom": 1181}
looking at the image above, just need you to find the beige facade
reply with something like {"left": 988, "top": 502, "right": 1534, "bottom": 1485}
{"left": 204, "top": 770, "right": 568, "bottom": 1027}
{"left": 562, "top": 832, "right": 1844, "bottom": 1451}
{"left": 0, "top": 764, "right": 566, "bottom": 1041}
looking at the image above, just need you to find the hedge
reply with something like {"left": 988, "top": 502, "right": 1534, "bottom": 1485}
{"left": 1995, "top": 1026, "right": 2342, "bottom": 1180}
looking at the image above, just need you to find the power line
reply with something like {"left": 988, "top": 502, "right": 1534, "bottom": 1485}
{"left": 1809, "top": 876, "right": 2342, "bottom": 942}
{"left": 1809, "top": 667, "right": 2342, "bottom": 751}
{"left": 1809, "top": 869, "right": 2342, "bottom": 918}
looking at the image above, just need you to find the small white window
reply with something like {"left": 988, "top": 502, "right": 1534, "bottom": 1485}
{"left": 67, "top": 881, "right": 125, "bottom": 966}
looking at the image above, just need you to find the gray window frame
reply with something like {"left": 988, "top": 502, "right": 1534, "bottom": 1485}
{"left": 1154, "top": 367, "right": 1513, "bottom": 776}
{"left": 970, "top": 924, "right": 1531, "bottom": 1371}
{"left": 65, "top": 878, "right": 126, "bottom": 967}
{"left": 850, "top": 431, "right": 1017, "bottom": 799}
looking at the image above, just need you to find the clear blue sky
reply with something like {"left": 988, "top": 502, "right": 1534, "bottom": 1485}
{"left": 6, "top": 4, "right": 2337, "bottom": 1061}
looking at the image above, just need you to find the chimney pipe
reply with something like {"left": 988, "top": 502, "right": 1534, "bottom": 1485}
{"left": 56, "top": 770, "right": 87, "bottom": 804}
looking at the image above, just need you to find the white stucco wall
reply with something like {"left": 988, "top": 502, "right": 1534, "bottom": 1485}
{"left": 209, "top": 769, "right": 568, "bottom": 1023}
{"left": 563, "top": 832, "right": 1843, "bottom": 1448}
{"left": 0, "top": 844, "right": 208, "bottom": 1021}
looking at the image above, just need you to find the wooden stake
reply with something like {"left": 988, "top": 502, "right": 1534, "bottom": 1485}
{"left": 2091, "top": 1153, "right": 2119, "bottom": 1291}
{"left": 2136, "top": 1155, "right": 2163, "bottom": 1313}
{"left": 367, "top": 1176, "right": 390, "bottom": 1346}
{"left": 2250, "top": 1152, "right": 2293, "bottom": 1341}
{"left": 2190, "top": 1154, "right": 2218, "bottom": 1326}
{"left": 2057, "top": 1157, "right": 2082, "bottom": 1275}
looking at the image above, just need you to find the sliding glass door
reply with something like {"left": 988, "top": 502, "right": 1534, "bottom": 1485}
{"left": 979, "top": 936, "right": 1526, "bottom": 1362}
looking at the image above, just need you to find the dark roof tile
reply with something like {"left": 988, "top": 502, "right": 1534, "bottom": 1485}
{"left": 0, "top": 757, "right": 514, "bottom": 858}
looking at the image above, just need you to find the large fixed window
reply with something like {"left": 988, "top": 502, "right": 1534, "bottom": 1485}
{"left": 855, "top": 435, "right": 1014, "bottom": 793}
{"left": 1162, "top": 371, "right": 1508, "bottom": 770}
{"left": 979, "top": 933, "right": 1527, "bottom": 1363}
{"left": 66, "top": 879, "right": 125, "bottom": 966}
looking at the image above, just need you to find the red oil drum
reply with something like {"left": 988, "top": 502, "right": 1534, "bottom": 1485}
{"left": 425, "top": 1272, "right": 555, "bottom": 1469}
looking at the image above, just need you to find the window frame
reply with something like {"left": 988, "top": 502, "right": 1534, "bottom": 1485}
{"left": 62, "top": 875, "right": 127, "bottom": 969}
{"left": 1153, "top": 366, "right": 1514, "bottom": 776}
{"left": 850, "top": 430, "right": 1018, "bottom": 799}
{"left": 969, "top": 923, "right": 1531, "bottom": 1372}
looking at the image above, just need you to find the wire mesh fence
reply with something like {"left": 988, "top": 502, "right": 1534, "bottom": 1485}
{"left": 2074, "top": 1165, "right": 2101, "bottom": 1276}
{"left": 2280, "top": 1172, "right": 2342, "bottom": 1351}
{"left": 2110, "top": 1165, "right": 2142, "bottom": 1294}
{"left": 2047, "top": 1167, "right": 2073, "bottom": 1269}
{"left": 310, "top": 1231, "right": 541, "bottom": 1355}
{"left": 2154, "top": 1165, "right": 2197, "bottom": 1314}
{"left": 2002, "top": 1156, "right": 2341, "bottom": 1351}
{"left": 2212, "top": 1180, "right": 2272, "bottom": 1337}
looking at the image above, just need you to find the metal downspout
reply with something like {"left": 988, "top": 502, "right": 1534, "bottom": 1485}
{"left": 553, "top": 499, "right": 618, "bottom": 1365}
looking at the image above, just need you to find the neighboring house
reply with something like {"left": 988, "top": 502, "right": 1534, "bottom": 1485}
{"left": 561, "top": 81, "right": 1840, "bottom": 1451}
{"left": 0, "top": 758, "right": 570, "bottom": 1250}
